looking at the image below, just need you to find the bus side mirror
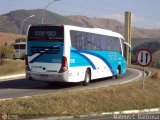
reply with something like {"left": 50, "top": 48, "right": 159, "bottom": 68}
{"left": 124, "top": 42, "right": 131, "bottom": 52}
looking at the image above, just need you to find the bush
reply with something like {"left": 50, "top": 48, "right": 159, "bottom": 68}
{"left": 151, "top": 58, "right": 160, "bottom": 69}
{"left": 19, "top": 51, "right": 25, "bottom": 60}
{"left": 15, "top": 37, "right": 26, "bottom": 43}
{"left": 0, "top": 43, "right": 14, "bottom": 64}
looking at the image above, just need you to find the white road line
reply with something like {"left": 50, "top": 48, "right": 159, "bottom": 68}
{"left": 0, "top": 74, "right": 25, "bottom": 81}
{"left": 119, "top": 68, "right": 143, "bottom": 84}
{"left": 0, "top": 96, "right": 30, "bottom": 101}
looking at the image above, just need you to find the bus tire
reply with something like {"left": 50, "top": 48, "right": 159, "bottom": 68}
{"left": 26, "top": 75, "right": 32, "bottom": 80}
{"left": 82, "top": 69, "right": 91, "bottom": 86}
{"left": 114, "top": 67, "right": 120, "bottom": 79}
{"left": 47, "top": 82, "right": 56, "bottom": 87}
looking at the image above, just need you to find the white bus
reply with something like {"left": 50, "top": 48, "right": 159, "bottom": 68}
{"left": 25, "top": 25, "right": 127, "bottom": 85}
{"left": 13, "top": 42, "right": 26, "bottom": 60}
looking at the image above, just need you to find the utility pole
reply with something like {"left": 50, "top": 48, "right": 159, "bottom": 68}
{"left": 124, "top": 11, "right": 132, "bottom": 65}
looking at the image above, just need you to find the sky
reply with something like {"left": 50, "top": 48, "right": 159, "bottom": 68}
{"left": 0, "top": 0, "right": 160, "bottom": 29}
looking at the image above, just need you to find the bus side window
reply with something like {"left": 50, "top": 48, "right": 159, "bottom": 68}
{"left": 85, "top": 32, "right": 91, "bottom": 50}
{"left": 100, "top": 36, "right": 106, "bottom": 50}
{"left": 114, "top": 37, "right": 121, "bottom": 52}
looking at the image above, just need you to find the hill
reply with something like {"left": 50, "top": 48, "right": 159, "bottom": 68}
{"left": 67, "top": 15, "right": 160, "bottom": 38}
{"left": 149, "top": 50, "right": 160, "bottom": 68}
{"left": 132, "top": 38, "right": 160, "bottom": 49}
{"left": 66, "top": 15, "right": 124, "bottom": 32}
{"left": 0, "top": 32, "right": 22, "bottom": 45}
{"left": 1, "top": 9, "right": 160, "bottom": 38}
{"left": 131, "top": 41, "right": 160, "bottom": 68}
{"left": 0, "top": 9, "right": 82, "bottom": 35}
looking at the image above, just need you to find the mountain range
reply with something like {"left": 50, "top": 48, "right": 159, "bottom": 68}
{"left": 1, "top": 9, "right": 160, "bottom": 38}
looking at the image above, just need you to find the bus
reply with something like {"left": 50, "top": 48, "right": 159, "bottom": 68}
{"left": 13, "top": 42, "right": 26, "bottom": 60}
{"left": 25, "top": 25, "right": 128, "bottom": 86}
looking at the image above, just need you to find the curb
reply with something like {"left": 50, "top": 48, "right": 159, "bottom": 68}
{"left": 30, "top": 108, "right": 160, "bottom": 120}
{"left": 119, "top": 68, "right": 142, "bottom": 84}
{"left": 128, "top": 66, "right": 151, "bottom": 77}
{"left": 0, "top": 74, "right": 25, "bottom": 82}
{"left": 101, "top": 108, "right": 160, "bottom": 115}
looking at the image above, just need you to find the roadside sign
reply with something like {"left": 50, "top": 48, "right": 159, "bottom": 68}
{"left": 137, "top": 49, "right": 152, "bottom": 67}
{"left": 137, "top": 49, "right": 152, "bottom": 89}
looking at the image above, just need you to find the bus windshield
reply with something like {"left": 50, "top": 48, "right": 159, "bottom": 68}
{"left": 27, "top": 25, "right": 64, "bottom": 62}
{"left": 14, "top": 44, "right": 25, "bottom": 49}
{"left": 28, "top": 26, "right": 64, "bottom": 42}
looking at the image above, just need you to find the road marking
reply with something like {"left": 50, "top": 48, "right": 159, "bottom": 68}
{"left": 0, "top": 74, "right": 25, "bottom": 82}
{"left": 119, "top": 68, "right": 143, "bottom": 84}
{"left": 28, "top": 108, "right": 160, "bottom": 120}
{"left": 0, "top": 96, "right": 30, "bottom": 101}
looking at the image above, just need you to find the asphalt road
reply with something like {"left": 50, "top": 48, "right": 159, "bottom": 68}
{"left": 0, "top": 68, "right": 142, "bottom": 100}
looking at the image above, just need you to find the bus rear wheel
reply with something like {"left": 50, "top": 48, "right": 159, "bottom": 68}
{"left": 26, "top": 75, "right": 32, "bottom": 80}
{"left": 82, "top": 69, "right": 91, "bottom": 86}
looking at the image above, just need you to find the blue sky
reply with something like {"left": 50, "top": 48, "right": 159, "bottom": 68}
{"left": 0, "top": 0, "right": 160, "bottom": 29}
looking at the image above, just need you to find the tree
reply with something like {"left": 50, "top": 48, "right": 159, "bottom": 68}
{"left": 0, "top": 42, "right": 14, "bottom": 64}
{"left": 15, "top": 37, "right": 26, "bottom": 43}
{"left": 0, "top": 46, "right": 6, "bottom": 64}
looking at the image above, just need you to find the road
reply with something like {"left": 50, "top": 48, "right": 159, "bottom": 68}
{"left": 0, "top": 68, "right": 142, "bottom": 100}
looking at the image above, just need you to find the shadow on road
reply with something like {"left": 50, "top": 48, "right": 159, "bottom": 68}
{"left": 0, "top": 76, "right": 116, "bottom": 90}
{"left": 0, "top": 78, "right": 79, "bottom": 90}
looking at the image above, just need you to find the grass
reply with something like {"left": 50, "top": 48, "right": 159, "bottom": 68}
{"left": 0, "top": 67, "right": 160, "bottom": 119}
{"left": 0, "top": 59, "right": 24, "bottom": 77}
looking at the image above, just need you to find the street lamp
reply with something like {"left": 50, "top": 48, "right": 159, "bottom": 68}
{"left": 20, "top": 14, "right": 35, "bottom": 35}
{"left": 42, "top": 0, "right": 60, "bottom": 24}
{"left": 19, "top": 14, "right": 35, "bottom": 59}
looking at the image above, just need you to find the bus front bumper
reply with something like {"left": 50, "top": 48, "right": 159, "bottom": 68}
{"left": 26, "top": 71, "right": 68, "bottom": 82}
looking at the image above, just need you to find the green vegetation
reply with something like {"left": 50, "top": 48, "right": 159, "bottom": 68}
{"left": 0, "top": 68, "right": 160, "bottom": 119}
{"left": 15, "top": 37, "right": 26, "bottom": 43}
{"left": 152, "top": 57, "right": 160, "bottom": 68}
{"left": 0, "top": 59, "right": 24, "bottom": 76}
{"left": 0, "top": 43, "right": 14, "bottom": 64}
{"left": 0, "top": 37, "right": 25, "bottom": 65}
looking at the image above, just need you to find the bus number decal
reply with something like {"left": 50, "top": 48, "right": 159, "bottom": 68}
{"left": 109, "top": 54, "right": 117, "bottom": 60}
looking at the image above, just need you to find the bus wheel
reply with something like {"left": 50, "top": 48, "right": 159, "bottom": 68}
{"left": 47, "top": 82, "right": 56, "bottom": 87}
{"left": 82, "top": 69, "right": 91, "bottom": 86}
{"left": 114, "top": 68, "right": 120, "bottom": 79}
{"left": 26, "top": 75, "right": 32, "bottom": 80}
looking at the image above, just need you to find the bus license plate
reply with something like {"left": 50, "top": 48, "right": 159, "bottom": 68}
{"left": 40, "top": 74, "right": 48, "bottom": 78}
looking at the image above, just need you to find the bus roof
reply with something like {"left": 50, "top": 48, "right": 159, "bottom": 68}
{"left": 28, "top": 24, "right": 125, "bottom": 40}
{"left": 64, "top": 25, "right": 125, "bottom": 40}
